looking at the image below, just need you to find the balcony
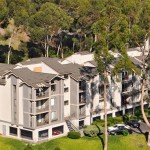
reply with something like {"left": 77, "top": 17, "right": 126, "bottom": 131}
{"left": 79, "top": 99, "right": 86, "bottom": 105}
{"left": 37, "top": 120, "right": 49, "bottom": 126}
{"left": 36, "top": 105, "right": 49, "bottom": 114}
{"left": 122, "top": 89, "right": 132, "bottom": 96}
{"left": 122, "top": 76, "right": 132, "bottom": 84}
{"left": 79, "top": 111, "right": 86, "bottom": 119}
{"left": 36, "top": 92, "right": 49, "bottom": 99}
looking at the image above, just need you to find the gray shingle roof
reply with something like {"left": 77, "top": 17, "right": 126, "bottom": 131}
{"left": 0, "top": 63, "right": 16, "bottom": 76}
{"left": 18, "top": 57, "right": 97, "bottom": 81}
{"left": 11, "top": 68, "right": 57, "bottom": 88}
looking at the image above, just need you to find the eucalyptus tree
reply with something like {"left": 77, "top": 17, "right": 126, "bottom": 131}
{"left": 7, "top": 0, "right": 30, "bottom": 26}
{"left": 28, "top": 2, "right": 73, "bottom": 57}
{"left": 0, "top": 0, "right": 8, "bottom": 25}
{"left": 0, "top": 19, "right": 29, "bottom": 64}
{"left": 128, "top": 0, "right": 150, "bottom": 146}
{"left": 58, "top": 0, "right": 100, "bottom": 51}
{"left": 92, "top": 0, "right": 139, "bottom": 149}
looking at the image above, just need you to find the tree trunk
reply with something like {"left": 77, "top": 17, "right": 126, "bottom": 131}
{"left": 141, "top": 44, "right": 150, "bottom": 146}
{"left": 147, "top": 131, "right": 150, "bottom": 147}
{"left": 104, "top": 70, "right": 108, "bottom": 150}
{"left": 7, "top": 37, "right": 12, "bottom": 64}
{"left": 57, "top": 44, "right": 61, "bottom": 56}
{"left": 7, "top": 48, "right": 11, "bottom": 64}
{"left": 44, "top": 38, "right": 47, "bottom": 57}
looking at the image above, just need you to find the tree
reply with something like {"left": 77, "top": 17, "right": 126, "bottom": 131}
{"left": 92, "top": 1, "right": 142, "bottom": 149}
{"left": 7, "top": 0, "right": 30, "bottom": 26}
{"left": 0, "top": 0, "right": 8, "bottom": 25}
{"left": 0, "top": 19, "right": 29, "bottom": 64}
{"left": 28, "top": 2, "right": 73, "bottom": 57}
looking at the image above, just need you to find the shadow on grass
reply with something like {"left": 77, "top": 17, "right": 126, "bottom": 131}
{"left": 136, "top": 127, "right": 149, "bottom": 144}
{"left": 96, "top": 125, "right": 104, "bottom": 150}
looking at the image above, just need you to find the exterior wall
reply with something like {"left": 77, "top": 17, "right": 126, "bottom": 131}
{"left": 127, "top": 50, "right": 142, "bottom": 57}
{"left": 64, "top": 76, "right": 71, "bottom": 117}
{"left": 112, "top": 75, "right": 122, "bottom": 107}
{"left": 70, "top": 78, "right": 78, "bottom": 119}
{"left": 0, "top": 75, "right": 12, "bottom": 122}
{"left": 65, "top": 53, "right": 94, "bottom": 65}
{"left": 18, "top": 79, "right": 24, "bottom": 125}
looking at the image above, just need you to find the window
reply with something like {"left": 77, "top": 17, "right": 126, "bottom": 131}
{"left": 51, "top": 111, "right": 57, "bottom": 121}
{"left": 51, "top": 80, "right": 54, "bottom": 84}
{"left": 10, "top": 127, "right": 17, "bottom": 136}
{"left": 51, "top": 98, "right": 55, "bottom": 106}
{"left": 64, "top": 100, "right": 69, "bottom": 105}
{"left": 51, "top": 85, "right": 56, "bottom": 92}
{"left": 64, "top": 87, "right": 69, "bottom": 92}
{"left": 20, "top": 129, "right": 32, "bottom": 140}
{"left": 39, "top": 129, "right": 48, "bottom": 138}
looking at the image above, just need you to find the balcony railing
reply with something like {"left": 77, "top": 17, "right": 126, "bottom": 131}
{"left": 36, "top": 106, "right": 49, "bottom": 114}
{"left": 36, "top": 92, "right": 49, "bottom": 99}
{"left": 37, "top": 119, "right": 49, "bottom": 126}
{"left": 79, "top": 110, "right": 86, "bottom": 118}
{"left": 79, "top": 99, "right": 86, "bottom": 105}
{"left": 122, "top": 76, "right": 132, "bottom": 83}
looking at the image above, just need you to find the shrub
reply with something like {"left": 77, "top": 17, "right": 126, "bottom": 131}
{"left": 93, "top": 116, "right": 123, "bottom": 127}
{"left": 123, "top": 114, "right": 130, "bottom": 123}
{"left": 122, "top": 130, "right": 129, "bottom": 136}
{"left": 83, "top": 125, "right": 103, "bottom": 137}
{"left": 67, "top": 131, "right": 80, "bottom": 139}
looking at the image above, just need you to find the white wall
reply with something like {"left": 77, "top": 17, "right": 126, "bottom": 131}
{"left": 65, "top": 53, "right": 94, "bottom": 65}
{"left": 0, "top": 75, "right": 12, "bottom": 122}
{"left": 64, "top": 76, "right": 71, "bottom": 117}
{"left": 18, "top": 79, "right": 23, "bottom": 125}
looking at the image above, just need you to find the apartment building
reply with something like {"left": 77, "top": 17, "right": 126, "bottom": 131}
{"left": 0, "top": 65, "right": 69, "bottom": 142}
{"left": 0, "top": 47, "right": 149, "bottom": 142}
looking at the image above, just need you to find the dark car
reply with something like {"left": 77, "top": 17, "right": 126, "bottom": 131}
{"left": 109, "top": 126, "right": 132, "bottom": 135}
{"left": 126, "top": 120, "right": 140, "bottom": 128}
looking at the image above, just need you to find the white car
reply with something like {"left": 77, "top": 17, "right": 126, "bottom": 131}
{"left": 108, "top": 124, "right": 130, "bottom": 132}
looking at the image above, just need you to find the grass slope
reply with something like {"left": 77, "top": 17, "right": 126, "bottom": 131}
{"left": 0, "top": 134, "right": 149, "bottom": 150}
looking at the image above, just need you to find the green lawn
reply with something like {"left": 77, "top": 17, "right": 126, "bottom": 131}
{"left": 0, "top": 134, "right": 149, "bottom": 150}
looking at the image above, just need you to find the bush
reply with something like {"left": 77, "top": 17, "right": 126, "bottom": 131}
{"left": 93, "top": 116, "right": 123, "bottom": 127}
{"left": 67, "top": 131, "right": 80, "bottom": 139}
{"left": 122, "top": 130, "right": 129, "bottom": 136}
{"left": 83, "top": 125, "right": 103, "bottom": 137}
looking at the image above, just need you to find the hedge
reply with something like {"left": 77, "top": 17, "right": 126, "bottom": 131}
{"left": 83, "top": 125, "right": 103, "bottom": 137}
{"left": 67, "top": 131, "right": 81, "bottom": 139}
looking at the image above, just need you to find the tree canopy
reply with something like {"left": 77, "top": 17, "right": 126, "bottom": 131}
{"left": 0, "top": 0, "right": 149, "bottom": 63}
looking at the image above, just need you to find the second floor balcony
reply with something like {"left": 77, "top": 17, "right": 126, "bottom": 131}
{"left": 36, "top": 105, "right": 49, "bottom": 114}
{"left": 36, "top": 91, "right": 49, "bottom": 99}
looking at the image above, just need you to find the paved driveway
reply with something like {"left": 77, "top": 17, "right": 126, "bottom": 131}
{"left": 130, "top": 122, "right": 149, "bottom": 134}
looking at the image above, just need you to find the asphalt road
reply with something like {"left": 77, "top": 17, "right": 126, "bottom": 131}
{"left": 130, "top": 121, "right": 149, "bottom": 134}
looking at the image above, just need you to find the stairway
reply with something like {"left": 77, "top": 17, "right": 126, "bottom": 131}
{"left": 65, "top": 119, "right": 84, "bottom": 137}
{"left": 65, "top": 120, "right": 75, "bottom": 131}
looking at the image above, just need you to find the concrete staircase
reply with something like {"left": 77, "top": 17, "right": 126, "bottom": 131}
{"left": 65, "top": 119, "right": 84, "bottom": 137}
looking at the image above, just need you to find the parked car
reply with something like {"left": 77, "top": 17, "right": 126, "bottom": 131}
{"left": 108, "top": 124, "right": 130, "bottom": 133}
{"left": 126, "top": 120, "right": 140, "bottom": 128}
{"left": 109, "top": 126, "right": 132, "bottom": 135}
{"left": 52, "top": 130, "right": 62, "bottom": 135}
